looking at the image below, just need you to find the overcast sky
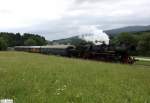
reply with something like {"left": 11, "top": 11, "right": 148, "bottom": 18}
{"left": 0, "top": 0, "right": 150, "bottom": 40}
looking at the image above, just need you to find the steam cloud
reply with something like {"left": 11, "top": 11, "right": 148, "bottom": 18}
{"left": 78, "top": 25, "right": 110, "bottom": 45}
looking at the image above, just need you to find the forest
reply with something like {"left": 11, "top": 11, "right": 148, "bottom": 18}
{"left": 110, "top": 31, "right": 150, "bottom": 56}
{"left": 0, "top": 32, "right": 47, "bottom": 50}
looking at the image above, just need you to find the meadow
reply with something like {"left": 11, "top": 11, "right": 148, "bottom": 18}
{"left": 0, "top": 51, "right": 150, "bottom": 103}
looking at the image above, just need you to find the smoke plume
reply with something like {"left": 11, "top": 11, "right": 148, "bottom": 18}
{"left": 78, "top": 25, "right": 109, "bottom": 45}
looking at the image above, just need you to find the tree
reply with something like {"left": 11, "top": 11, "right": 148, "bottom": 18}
{"left": 24, "top": 38, "right": 37, "bottom": 46}
{"left": 23, "top": 33, "right": 47, "bottom": 46}
{"left": 137, "top": 33, "right": 150, "bottom": 55}
{"left": 14, "top": 33, "right": 23, "bottom": 46}
{"left": 0, "top": 32, "right": 47, "bottom": 46}
{"left": 117, "top": 33, "right": 137, "bottom": 45}
{"left": 0, "top": 37, "right": 8, "bottom": 50}
{"left": 111, "top": 32, "right": 138, "bottom": 54}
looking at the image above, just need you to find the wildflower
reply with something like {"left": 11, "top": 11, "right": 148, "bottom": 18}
{"left": 57, "top": 88, "right": 61, "bottom": 91}
{"left": 61, "top": 88, "right": 64, "bottom": 91}
{"left": 63, "top": 85, "right": 67, "bottom": 88}
{"left": 56, "top": 92, "right": 60, "bottom": 95}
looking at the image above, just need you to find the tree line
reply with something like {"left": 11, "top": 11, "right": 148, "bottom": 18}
{"left": 0, "top": 32, "right": 47, "bottom": 50}
{"left": 110, "top": 31, "right": 150, "bottom": 56}
{"left": 0, "top": 31, "right": 150, "bottom": 56}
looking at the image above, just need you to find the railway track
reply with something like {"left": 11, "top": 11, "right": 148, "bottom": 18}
{"left": 135, "top": 57, "right": 150, "bottom": 62}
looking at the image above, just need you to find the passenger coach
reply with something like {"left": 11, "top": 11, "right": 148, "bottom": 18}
{"left": 14, "top": 45, "right": 74, "bottom": 56}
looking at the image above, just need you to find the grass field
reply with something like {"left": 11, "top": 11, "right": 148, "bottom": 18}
{"left": 0, "top": 52, "right": 150, "bottom": 103}
{"left": 135, "top": 60, "right": 150, "bottom": 66}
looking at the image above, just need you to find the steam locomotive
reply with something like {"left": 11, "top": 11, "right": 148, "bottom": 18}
{"left": 14, "top": 44, "right": 136, "bottom": 64}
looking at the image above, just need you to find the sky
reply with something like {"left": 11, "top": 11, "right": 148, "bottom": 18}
{"left": 0, "top": 0, "right": 150, "bottom": 40}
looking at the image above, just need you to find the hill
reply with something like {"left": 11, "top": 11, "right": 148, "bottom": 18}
{"left": 49, "top": 36, "right": 90, "bottom": 45}
{"left": 105, "top": 25, "right": 150, "bottom": 35}
{"left": 0, "top": 51, "right": 150, "bottom": 103}
{"left": 51, "top": 36, "right": 80, "bottom": 45}
{"left": 50, "top": 25, "right": 150, "bottom": 44}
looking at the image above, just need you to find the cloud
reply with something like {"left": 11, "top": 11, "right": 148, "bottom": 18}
{"left": 74, "top": 0, "right": 122, "bottom": 4}
{"left": 75, "top": 0, "right": 101, "bottom": 3}
{"left": 0, "top": 0, "right": 71, "bottom": 28}
{"left": 0, "top": 0, "right": 150, "bottom": 40}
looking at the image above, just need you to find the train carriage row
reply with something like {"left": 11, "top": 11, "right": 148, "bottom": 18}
{"left": 14, "top": 45, "right": 70, "bottom": 56}
{"left": 14, "top": 45, "right": 136, "bottom": 64}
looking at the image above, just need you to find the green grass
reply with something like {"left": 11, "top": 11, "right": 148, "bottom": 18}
{"left": 0, "top": 51, "right": 150, "bottom": 103}
{"left": 135, "top": 60, "right": 150, "bottom": 66}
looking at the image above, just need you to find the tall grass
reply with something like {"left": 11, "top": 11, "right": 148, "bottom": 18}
{"left": 0, "top": 51, "right": 150, "bottom": 103}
